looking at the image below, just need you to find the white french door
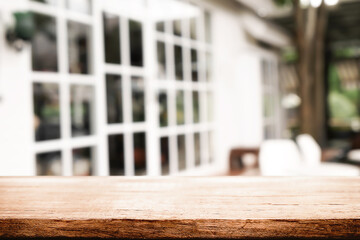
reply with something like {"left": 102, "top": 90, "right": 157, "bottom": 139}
{"left": 29, "top": 0, "right": 215, "bottom": 176}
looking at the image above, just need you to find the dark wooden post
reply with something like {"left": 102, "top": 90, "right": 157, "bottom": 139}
{"left": 296, "top": 0, "right": 328, "bottom": 145}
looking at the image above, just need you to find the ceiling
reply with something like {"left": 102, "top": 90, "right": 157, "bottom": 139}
{"left": 236, "top": 0, "right": 292, "bottom": 18}
{"left": 238, "top": 0, "right": 360, "bottom": 46}
{"left": 327, "top": 0, "right": 360, "bottom": 43}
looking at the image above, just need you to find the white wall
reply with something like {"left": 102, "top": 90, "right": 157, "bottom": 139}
{"left": 237, "top": 48, "right": 279, "bottom": 146}
{"left": 203, "top": 0, "right": 284, "bottom": 174}
{"left": 210, "top": 1, "right": 248, "bottom": 174}
{"left": 0, "top": 2, "right": 33, "bottom": 175}
{"left": 237, "top": 53, "right": 263, "bottom": 146}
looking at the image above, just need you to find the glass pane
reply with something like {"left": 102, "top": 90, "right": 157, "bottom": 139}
{"left": 31, "top": 13, "right": 58, "bottom": 72}
{"left": 70, "top": 85, "right": 94, "bottom": 137}
{"left": 160, "top": 137, "right": 169, "bottom": 175}
{"left": 36, "top": 151, "right": 62, "bottom": 176}
{"left": 157, "top": 41, "right": 166, "bottom": 79}
{"left": 173, "top": 20, "right": 182, "bottom": 36}
{"left": 106, "top": 74, "right": 123, "bottom": 124}
{"left": 129, "top": 19, "right": 143, "bottom": 67}
{"left": 156, "top": 22, "right": 165, "bottom": 32}
{"left": 194, "top": 133, "right": 201, "bottom": 166}
{"left": 206, "top": 52, "right": 212, "bottom": 82}
{"left": 261, "top": 60, "right": 268, "bottom": 85}
{"left": 190, "top": 18, "right": 197, "bottom": 40}
{"left": 263, "top": 93, "right": 274, "bottom": 118}
{"left": 68, "top": 21, "right": 91, "bottom": 74}
{"left": 176, "top": 90, "right": 185, "bottom": 125}
{"left": 33, "top": 83, "right": 60, "bottom": 141}
{"left": 73, "top": 147, "right": 93, "bottom": 176}
{"left": 177, "top": 134, "right": 186, "bottom": 171}
{"left": 207, "top": 91, "right": 213, "bottom": 122}
{"left": 31, "top": 0, "right": 57, "bottom": 5}
{"left": 103, "top": 12, "right": 121, "bottom": 64}
{"left": 131, "top": 76, "right": 145, "bottom": 122}
{"left": 208, "top": 131, "right": 214, "bottom": 163}
{"left": 134, "top": 132, "right": 146, "bottom": 176}
{"left": 66, "top": 0, "right": 91, "bottom": 14}
{"left": 159, "top": 91, "right": 168, "bottom": 127}
{"left": 193, "top": 91, "right": 200, "bottom": 123}
{"left": 191, "top": 49, "right": 198, "bottom": 82}
{"left": 108, "top": 134, "right": 124, "bottom": 175}
{"left": 264, "top": 125, "right": 274, "bottom": 139}
{"left": 174, "top": 45, "right": 183, "bottom": 80}
{"left": 205, "top": 11, "right": 211, "bottom": 43}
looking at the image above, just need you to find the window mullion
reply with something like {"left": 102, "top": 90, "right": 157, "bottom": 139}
{"left": 183, "top": 18, "right": 195, "bottom": 171}
{"left": 92, "top": 0, "right": 109, "bottom": 176}
{"left": 120, "top": 16, "right": 134, "bottom": 176}
{"left": 58, "top": 0, "right": 72, "bottom": 176}
{"left": 144, "top": 0, "right": 160, "bottom": 176}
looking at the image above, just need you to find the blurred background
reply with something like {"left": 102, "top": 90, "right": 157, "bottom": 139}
{"left": 0, "top": 0, "right": 360, "bottom": 177}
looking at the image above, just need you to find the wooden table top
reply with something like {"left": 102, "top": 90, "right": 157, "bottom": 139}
{"left": 1, "top": 177, "right": 360, "bottom": 239}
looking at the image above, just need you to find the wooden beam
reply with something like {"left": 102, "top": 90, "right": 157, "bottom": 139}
{"left": 1, "top": 177, "right": 360, "bottom": 239}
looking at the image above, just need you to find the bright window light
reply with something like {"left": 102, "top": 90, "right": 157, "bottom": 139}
{"left": 310, "top": 0, "right": 322, "bottom": 8}
{"left": 325, "top": 0, "right": 339, "bottom": 6}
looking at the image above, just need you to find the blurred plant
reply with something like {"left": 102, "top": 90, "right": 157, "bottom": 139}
{"left": 328, "top": 64, "right": 359, "bottom": 128}
{"left": 6, "top": 12, "right": 35, "bottom": 51}
{"left": 13, "top": 12, "right": 34, "bottom": 41}
{"left": 282, "top": 47, "right": 298, "bottom": 63}
{"left": 273, "top": 0, "right": 294, "bottom": 7}
{"left": 333, "top": 47, "right": 360, "bottom": 59}
{"left": 328, "top": 64, "right": 341, "bottom": 92}
{"left": 328, "top": 92, "right": 358, "bottom": 119}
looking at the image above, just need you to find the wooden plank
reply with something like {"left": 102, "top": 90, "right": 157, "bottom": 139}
{"left": 1, "top": 177, "right": 360, "bottom": 239}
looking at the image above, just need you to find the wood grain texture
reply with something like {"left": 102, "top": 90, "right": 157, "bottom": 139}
{"left": 0, "top": 177, "right": 360, "bottom": 239}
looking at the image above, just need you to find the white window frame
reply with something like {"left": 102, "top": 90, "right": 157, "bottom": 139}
{"left": 29, "top": 0, "right": 104, "bottom": 176}
{"left": 28, "top": 0, "right": 215, "bottom": 176}
{"left": 153, "top": 4, "right": 215, "bottom": 175}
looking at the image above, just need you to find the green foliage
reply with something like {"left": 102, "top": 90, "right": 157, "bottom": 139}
{"left": 273, "top": 0, "right": 294, "bottom": 7}
{"left": 281, "top": 47, "right": 298, "bottom": 63}
{"left": 334, "top": 47, "right": 359, "bottom": 59}
{"left": 42, "top": 106, "right": 59, "bottom": 118}
{"left": 328, "top": 64, "right": 341, "bottom": 92}
{"left": 328, "top": 64, "right": 360, "bottom": 129}
{"left": 328, "top": 64, "right": 359, "bottom": 102}
{"left": 13, "top": 12, "right": 34, "bottom": 41}
{"left": 328, "top": 92, "right": 358, "bottom": 119}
